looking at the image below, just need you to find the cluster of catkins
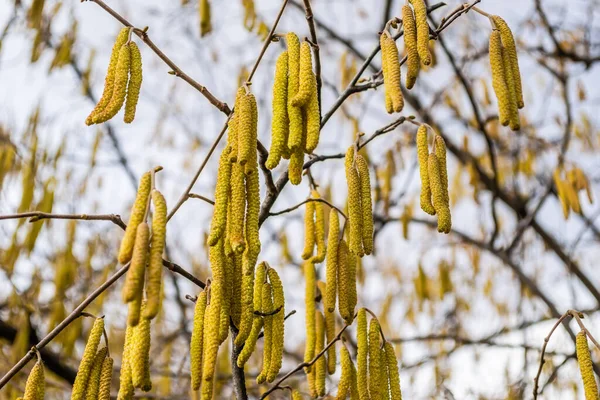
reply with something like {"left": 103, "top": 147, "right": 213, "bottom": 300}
{"left": 86, "top": 27, "right": 143, "bottom": 125}
{"left": 70, "top": 318, "right": 114, "bottom": 400}
{"left": 576, "top": 330, "right": 599, "bottom": 400}
{"left": 488, "top": 15, "right": 523, "bottom": 131}
{"left": 417, "top": 125, "right": 451, "bottom": 233}
{"left": 266, "top": 32, "right": 320, "bottom": 185}
{"left": 15, "top": 357, "right": 47, "bottom": 400}
{"left": 553, "top": 166, "right": 593, "bottom": 219}
{"left": 345, "top": 146, "right": 374, "bottom": 257}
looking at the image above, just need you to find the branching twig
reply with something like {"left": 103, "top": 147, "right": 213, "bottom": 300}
{"left": 269, "top": 197, "right": 347, "bottom": 219}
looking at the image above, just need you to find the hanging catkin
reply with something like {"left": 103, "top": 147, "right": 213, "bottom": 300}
{"left": 368, "top": 318, "right": 383, "bottom": 399}
{"left": 84, "top": 347, "right": 108, "bottom": 399}
{"left": 417, "top": 125, "right": 435, "bottom": 215}
{"left": 292, "top": 41, "right": 315, "bottom": 107}
{"left": 288, "top": 142, "right": 305, "bottom": 185}
{"left": 85, "top": 28, "right": 129, "bottom": 125}
{"left": 201, "top": 283, "right": 222, "bottom": 400}
{"left": 325, "top": 211, "right": 339, "bottom": 313}
{"left": 304, "top": 261, "right": 317, "bottom": 368}
{"left": 337, "top": 239, "right": 350, "bottom": 324}
{"left": 287, "top": 33, "right": 303, "bottom": 153}
{"left": 337, "top": 346, "right": 353, "bottom": 400}
{"left": 228, "top": 88, "right": 244, "bottom": 163}
{"left": 490, "top": 16, "right": 523, "bottom": 109}
{"left": 238, "top": 91, "right": 256, "bottom": 167}
{"left": 356, "top": 309, "right": 369, "bottom": 400}
{"left": 124, "top": 42, "right": 143, "bottom": 123}
{"left": 231, "top": 255, "right": 243, "bottom": 326}
{"left": 304, "top": 76, "right": 321, "bottom": 154}
{"left": 302, "top": 200, "right": 316, "bottom": 260}
{"left": 402, "top": 5, "right": 420, "bottom": 89}
{"left": 208, "top": 149, "right": 231, "bottom": 246}
{"left": 144, "top": 190, "right": 167, "bottom": 320}
{"left": 346, "top": 248, "right": 358, "bottom": 324}
{"left": 428, "top": 152, "right": 452, "bottom": 233}
{"left": 355, "top": 154, "right": 373, "bottom": 255}
{"left": 409, "top": 0, "right": 431, "bottom": 65}
{"left": 191, "top": 290, "right": 208, "bottom": 391}
{"left": 383, "top": 342, "right": 402, "bottom": 400}
{"left": 236, "top": 262, "right": 263, "bottom": 347}
{"left": 434, "top": 135, "right": 449, "bottom": 205}
{"left": 23, "top": 360, "right": 44, "bottom": 400}
{"left": 313, "top": 195, "right": 327, "bottom": 263}
{"left": 345, "top": 146, "right": 364, "bottom": 257}
{"left": 117, "top": 324, "right": 134, "bottom": 400}
{"left": 118, "top": 172, "right": 151, "bottom": 264}
{"left": 324, "top": 308, "right": 336, "bottom": 375}
{"left": 98, "top": 355, "right": 113, "bottom": 400}
{"left": 199, "top": 0, "right": 212, "bottom": 37}
{"left": 71, "top": 317, "right": 104, "bottom": 400}
{"left": 229, "top": 163, "right": 246, "bottom": 253}
{"left": 576, "top": 331, "right": 599, "bottom": 400}
{"left": 380, "top": 32, "right": 404, "bottom": 113}
{"left": 131, "top": 303, "right": 152, "bottom": 391}
{"left": 257, "top": 282, "right": 274, "bottom": 384}
{"left": 489, "top": 30, "right": 511, "bottom": 127}
{"left": 267, "top": 268, "right": 285, "bottom": 382}
{"left": 315, "top": 311, "right": 327, "bottom": 396}
{"left": 236, "top": 265, "right": 264, "bottom": 366}
{"left": 122, "top": 222, "right": 149, "bottom": 304}
{"left": 266, "top": 51, "right": 289, "bottom": 170}
{"left": 245, "top": 170, "right": 261, "bottom": 258}
{"left": 93, "top": 42, "right": 131, "bottom": 123}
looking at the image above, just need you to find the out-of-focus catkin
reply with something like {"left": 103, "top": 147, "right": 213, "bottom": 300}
{"left": 402, "top": 5, "right": 420, "bottom": 89}
{"left": 384, "top": 342, "right": 402, "bottom": 400}
{"left": 302, "top": 200, "right": 316, "bottom": 260}
{"left": 489, "top": 30, "right": 511, "bottom": 127}
{"left": 325, "top": 211, "right": 339, "bottom": 313}
{"left": 315, "top": 311, "right": 327, "bottom": 396}
{"left": 356, "top": 309, "right": 369, "bottom": 400}
{"left": 23, "top": 360, "right": 44, "bottom": 400}
{"left": 417, "top": 126, "right": 435, "bottom": 215}
{"left": 345, "top": 147, "right": 364, "bottom": 257}
{"left": 122, "top": 222, "right": 149, "bottom": 303}
{"left": 118, "top": 172, "right": 151, "bottom": 264}
{"left": 491, "top": 16, "right": 523, "bottom": 109}
{"left": 380, "top": 32, "right": 404, "bottom": 113}
{"left": 199, "top": 0, "right": 212, "bottom": 37}
{"left": 409, "top": 0, "right": 431, "bottom": 65}
{"left": 304, "top": 261, "right": 317, "bottom": 367}
{"left": 428, "top": 153, "right": 451, "bottom": 233}
{"left": 266, "top": 51, "right": 289, "bottom": 170}
{"left": 144, "top": 191, "right": 166, "bottom": 320}
{"left": 190, "top": 290, "right": 207, "bottom": 391}
{"left": 576, "top": 331, "right": 599, "bottom": 400}
{"left": 124, "top": 42, "right": 143, "bottom": 124}
{"left": 355, "top": 154, "right": 373, "bottom": 255}
{"left": 267, "top": 268, "right": 285, "bottom": 382}
{"left": 93, "top": 43, "right": 131, "bottom": 123}
{"left": 71, "top": 317, "right": 104, "bottom": 400}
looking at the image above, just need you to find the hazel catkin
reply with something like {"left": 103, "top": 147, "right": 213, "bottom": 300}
{"left": 191, "top": 290, "right": 208, "bottom": 391}
{"left": 257, "top": 282, "right": 273, "bottom": 384}
{"left": 380, "top": 32, "right": 404, "bottom": 113}
{"left": 355, "top": 154, "right": 373, "bottom": 255}
{"left": 124, "top": 42, "right": 143, "bottom": 124}
{"left": 71, "top": 317, "right": 104, "bottom": 400}
{"left": 238, "top": 91, "right": 257, "bottom": 167}
{"left": 384, "top": 341, "right": 402, "bottom": 400}
{"left": 98, "top": 355, "right": 113, "bottom": 400}
{"left": 434, "top": 135, "right": 449, "bottom": 205}
{"left": 417, "top": 125, "right": 435, "bottom": 215}
{"left": 93, "top": 42, "right": 131, "bottom": 124}
{"left": 131, "top": 306, "right": 152, "bottom": 392}
{"left": 345, "top": 146, "right": 364, "bottom": 257}
{"left": 409, "top": 0, "right": 431, "bottom": 65}
{"left": 337, "top": 346, "right": 353, "bottom": 400}
{"left": 199, "top": 0, "right": 212, "bottom": 37}
{"left": 428, "top": 152, "right": 451, "bottom": 233}
{"left": 201, "top": 285, "right": 222, "bottom": 399}
{"left": 490, "top": 16, "right": 523, "bottom": 109}
{"left": 489, "top": 30, "right": 511, "bottom": 127}
{"left": 23, "top": 360, "right": 44, "bottom": 400}
{"left": 245, "top": 169, "right": 261, "bottom": 258}
{"left": 315, "top": 310, "right": 327, "bottom": 396}
{"left": 229, "top": 162, "right": 246, "bottom": 253}
{"left": 84, "top": 347, "right": 108, "bottom": 399}
{"left": 325, "top": 211, "right": 339, "bottom": 313}
{"left": 122, "top": 222, "right": 149, "bottom": 303}
{"left": 304, "top": 261, "right": 317, "bottom": 367}
{"left": 208, "top": 148, "right": 232, "bottom": 247}
{"left": 304, "top": 81, "right": 321, "bottom": 154}
{"left": 302, "top": 200, "right": 316, "bottom": 260}
{"left": 324, "top": 307, "right": 336, "bottom": 375}
{"left": 576, "top": 331, "right": 599, "bottom": 400}
{"left": 117, "top": 324, "right": 134, "bottom": 400}
{"left": 368, "top": 318, "right": 383, "bottom": 399}
{"left": 266, "top": 51, "right": 289, "bottom": 170}
{"left": 287, "top": 33, "right": 303, "bottom": 153}
{"left": 228, "top": 88, "right": 244, "bottom": 163}
{"left": 118, "top": 172, "right": 151, "bottom": 264}
{"left": 356, "top": 309, "right": 369, "bottom": 400}
{"left": 236, "top": 275, "right": 264, "bottom": 367}
{"left": 144, "top": 190, "right": 167, "bottom": 320}
{"left": 235, "top": 262, "right": 263, "bottom": 347}
{"left": 402, "top": 5, "right": 420, "bottom": 89}
{"left": 292, "top": 41, "right": 315, "bottom": 108}
{"left": 267, "top": 268, "right": 285, "bottom": 382}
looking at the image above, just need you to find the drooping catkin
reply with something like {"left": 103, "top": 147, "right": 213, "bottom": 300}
{"left": 337, "top": 239, "right": 350, "bottom": 323}
{"left": 235, "top": 262, "right": 263, "bottom": 347}
{"left": 201, "top": 286, "right": 222, "bottom": 397}
{"left": 380, "top": 32, "right": 404, "bottom": 113}
{"left": 86, "top": 28, "right": 129, "bottom": 125}
{"left": 402, "top": 5, "right": 420, "bottom": 89}
{"left": 257, "top": 282, "right": 274, "bottom": 384}
{"left": 236, "top": 270, "right": 264, "bottom": 366}
{"left": 428, "top": 153, "right": 452, "bottom": 233}
{"left": 356, "top": 309, "right": 369, "bottom": 400}
{"left": 144, "top": 191, "right": 167, "bottom": 320}
{"left": 315, "top": 311, "right": 327, "bottom": 396}
{"left": 313, "top": 196, "right": 327, "bottom": 263}
{"left": 337, "top": 346, "right": 353, "bottom": 400}
{"left": 208, "top": 149, "right": 231, "bottom": 246}
{"left": 346, "top": 248, "right": 358, "bottom": 324}
{"left": 368, "top": 318, "right": 383, "bottom": 399}
{"left": 238, "top": 91, "right": 256, "bottom": 167}
{"left": 71, "top": 317, "right": 104, "bottom": 400}
{"left": 304, "top": 80, "right": 321, "bottom": 154}
{"left": 231, "top": 255, "right": 243, "bottom": 326}
{"left": 127, "top": 294, "right": 142, "bottom": 327}
{"left": 434, "top": 135, "right": 449, "bottom": 205}
{"left": 209, "top": 240, "right": 229, "bottom": 345}
{"left": 267, "top": 268, "right": 285, "bottom": 382}
{"left": 117, "top": 324, "right": 134, "bottom": 400}
{"left": 417, "top": 126, "right": 435, "bottom": 215}
{"left": 98, "top": 355, "right": 113, "bottom": 400}
{"left": 355, "top": 154, "right": 373, "bottom": 255}
{"left": 304, "top": 261, "right": 317, "bottom": 367}
{"left": 199, "top": 0, "right": 212, "bottom": 37}
{"left": 245, "top": 170, "right": 261, "bottom": 257}
{"left": 409, "top": 0, "right": 431, "bottom": 65}
{"left": 84, "top": 346, "right": 108, "bottom": 399}
{"left": 131, "top": 304, "right": 152, "bottom": 391}
{"left": 292, "top": 389, "right": 303, "bottom": 400}
{"left": 23, "top": 360, "right": 44, "bottom": 400}
{"left": 576, "top": 331, "right": 599, "bottom": 400}
{"left": 122, "top": 222, "right": 149, "bottom": 303}
{"left": 118, "top": 172, "right": 151, "bottom": 264}
{"left": 229, "top": 162, "right": 246, "bottom": 253}
{"left": 292, "top": 41, "right": 315, "bottom": 107}
{"left": 287, "top": 33, "right": 303, "bottom": 153}
{"left": 302, "top": 200, "right": 316, "bottom": 260}
{"left": 325, "top": 211, "right": 340, "bottom": 313}
{"left": 228, "top": 88, "right": 244, "bottom": 163}
{"left": 490, "top": 16, "right": 523, "bottom": 109}
{"left": 288, "top": 144, "right": 305, "bottom": 185}
{"left": 325, "top": 308, "right": 336, "bottom": 375}
{"left": 345, "top": 147, "right": 364, "bottom": 257}
{"left": 191, "top": 290, "right": 208, "bottom": 391}
{"left": 266, "top": 51, "right": 289, "bottom": 170}
{"left": 124, "top": 42, "right": 143, "bottom": 123}
{"left": 384, "top": 342, "right": 402, "bottom": 400}
{"left": 500, "top": 42, "right": 520, "bottom": 131}
{"left": 93, "top": 43, "right": 131, "bottom": 123}
{"left": 489, "top": 30, "right": 511, "bottom": 127}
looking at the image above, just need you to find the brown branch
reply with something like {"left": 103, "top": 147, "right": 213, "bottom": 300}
{"left": 299, "top": 0, "right": 322, "bottom": 115}
{"left": 187, "top": 193, "right": 215, "bottom": 206}
{"left": 269, "top": 198, "right": 347, "bottom": 220}
{"left": 0, "top": 211, "right": 126, "bottom": 229}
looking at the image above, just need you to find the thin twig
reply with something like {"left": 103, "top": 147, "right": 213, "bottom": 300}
{"left": 300, "top": 0, "right": 322, "bottom": 115}
{"left": 0, "top": 212, "right": 126, "bottom": 230}
{"left": 269, "top": 198, "right": 347, "bottom": 219}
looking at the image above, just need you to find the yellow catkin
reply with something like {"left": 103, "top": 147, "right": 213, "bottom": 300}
{"left": 380, "top": 32, "right": 404, "bottom": 113}
{"left": 288, "top": 145, "right": 305, "bottom": 185}
{"left": 347, "top": 248, "right": 358, "bottom": 322}
{"left": 355, "top": 154, "right": 373, "bottom": 255}
{"left": 124, "top": 42, "right": 143, "bottom": 124}
{"left": 325, "top": 308, "right": 336, "bottom": 375}
{"left": 500, "top": 43, "right": 520, "bottom": 131}
{"left": 93, "top": 43, "right": 131, "bottom": 124}
{"left": 428, "top": 153, "right": 452, "bottom": 233}
{"left": 315, "top": 311, "right": 327, "bottom": 396}
{"left": 238, "top": 92, "right": 255, "bottom": 166}
{"left": 208, "top": 240, "right": 229, "bottom": 345}
{"left": 304, "top": 261, "right": 317, "bottom": 367}
{"left": 245, "top": 170, "right": 261, "bottom": 257}
{"left": 266, "top": 51, "right": 289, "bottom": 170}
{"left": 417, "top": 126, "right": 435, "bottom": 215}
{"left": 554, "top": 169, "right": 570, "bottom": 219}
{"left": 127, "top": 294, "right": 142, "bottom": 327}
{"left": 246, "top": 92, "right": 259, "bottom": 176}
{"left": 98, "top": 355, "right": 113, "bottom": 400}
{"left": 202, "top": 285, "right": 222, "bottom": 399}
{"left": 410, "top": 0, "right": 431, "bottom": 65}
{"left": 191, "top": 290, "right": 208, "bottom": 391}
{"left": 402, "top": 5, "right": 420, "bottom": 89}
{"left": 491, "top": 16, "right": 523, "bottom": 109}
{"left": 577, "top": 331, "right": 599, "bottom": 400}
{"left": 229, "top": 163, "right": 246, "bottom": 253}
{"left": 257, "top": 282, "right": 274, "bottom": 384}
{"left": 84, "top": 346, "right": 108, "bottom": 398}
{"left": 337, "top": 239, "right": 350, "bottom": 323}
{"left": 356, "top": 309, "right": 369, "bottom": 400}
{"left": 292, "top": 389, "right": 303, "bottom": 400}
{"left": 337, "top": 346, "right": 353, "bottom": 399}
{"left": 144, "top": 191, "right": 167, "bottom": 320}
{"left": 345, "top": 147, "right": 364, "bottom": 257}
{"left": 118, "top": 172, "right": 151, "bottom": 264}
{"left": 489, "top": 30, "right": 511, "bottom": 127}
{"left": 132, "top": 306, "right": 152, "bottom": 391}
{"left": 384, "top": 342, "right": 402, "bottom": 400}
{"left": 85, "top": 28, "right": 129, "bottom": 125}
{"left": 293, "top": 41, "right": 314, "bottom": 106}
{"left": 71, "top": 317, "right": 104, "bottom": 400}
{"left": 368, "top": 318, "right": 382, "bottom": 399}
{"left": 236, "top": 268, "right": 264, "bottom": 366}
{"left": 313, "top": 197, "right": 326, "bottom": 263}
{"left": 287, "top": 33, "right": 303, "bottom": 153}
{"left": 267, "top": 268, "right": 285, "bottom": 382}
{"left": 199, "top": 0, "right": 212, "bottom": 37}
{"left": 302, "top": 200, "right": 316, "bottom": 260}
{"left": 208, "top": 149, "right": 232, "bottom": 246}
{"left": 434, "top": 135, "right": 449, "bottom": 205}
{"left": 325, "top": 211, "right": 339, "bottom": 313}
{"left": 235, "top": 262, "right": 263, "bottom": 347}
{"left": 231, "top": 255, "right": 243, "bottom": 326}
{"left": 23, "top": 360, "right": 44, "bottom": 400}
{"left": 305, "top": 84, "right": 321, "bottom": 155}
{"left": 385, "top": 91, "right": 394, "bottom": 114}
{"left": 122, "top": 222, "right": 149, "bottom": 303}
{"left": 117, "top": 324, "right": 134, "bottom": 400}
{"left": 228, "top": 88, "right": 245, "bottom": 163}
